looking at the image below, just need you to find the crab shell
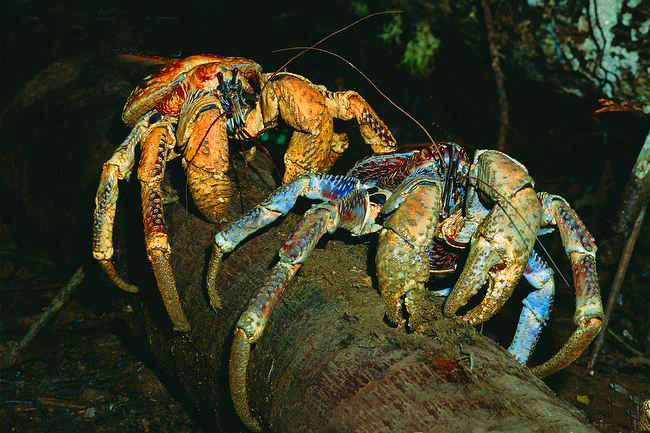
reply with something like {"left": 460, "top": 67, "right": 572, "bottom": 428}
{"left": 122, "top": 54, "right": 263, "bottom": 127}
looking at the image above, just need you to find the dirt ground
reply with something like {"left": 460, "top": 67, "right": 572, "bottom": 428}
{"left": 0, "top": 223, "right": 206, "bottom": 433}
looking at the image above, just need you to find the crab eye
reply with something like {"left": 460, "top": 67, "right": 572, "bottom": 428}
{"left": 216, "top": 71, "right": 224, "bottom": 85}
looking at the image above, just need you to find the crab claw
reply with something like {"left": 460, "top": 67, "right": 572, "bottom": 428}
{"left": 377, "top": 181, "right": 441, "bottom": 329}
{"left": 444, "top": 150, "right": 542, "bottom": 325}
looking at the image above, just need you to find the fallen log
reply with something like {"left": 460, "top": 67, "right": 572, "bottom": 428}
{"left": 0, "top": 56, "right": 599, "bottom": 432}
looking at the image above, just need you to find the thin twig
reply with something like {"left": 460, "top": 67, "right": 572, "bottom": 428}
{"left": 480, "top": 0, "right": 509, "bottom": 152}
{"left": 588, "top": 205, "right": 647, "bottom": 373}
{"left": 36, "top": 396, "right": 87, "bottom": 410}
{"left": 0, "top": 250, "right": 54, "bottom": 266}
{"left": 1, "top": 267, "right": 85, "bottom": 368}
{"left": 606, "top": 329, "right": 644, "bottom": 358}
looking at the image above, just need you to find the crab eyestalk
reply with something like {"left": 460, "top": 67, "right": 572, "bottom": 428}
{"left": 216, "top": 67, "right": 257, "bottom": 136}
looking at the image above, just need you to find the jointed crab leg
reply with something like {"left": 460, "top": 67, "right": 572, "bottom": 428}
{"left": 258, "top": 74, "right": 397, "bottom": 182}
{"left": 92, "top": 116, "right": 148, "bottom": 293}
{"left": 507, "top": 249, "right": 555, "bottom": 364}
{"left": 229, "top": 207, "right": 330, "bottom": 432}
{"left": 206, "top": 173, "right": 374, "bottom": 308}
{"left": 137, "top": 118, "right": 190, "bottom": 332}
{"left": 530, "top": 193, "right": 602, "bottom": 377}
{"left": 208, "top": 176, "right": 377, "bottom": 432}
{"left": 323, "top": 90, "right": 397, "bottom": 153}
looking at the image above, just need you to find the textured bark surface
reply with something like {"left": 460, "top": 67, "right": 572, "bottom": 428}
{"left": 0, "top": 57, "right": 600, "bottom": 432}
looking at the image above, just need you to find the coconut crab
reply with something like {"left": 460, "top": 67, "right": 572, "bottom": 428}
{"left": 206, "top": 141, "right": 604, "bottom": 431}
{"left": 92, "top": 54, "right": 397, "bottom": 331}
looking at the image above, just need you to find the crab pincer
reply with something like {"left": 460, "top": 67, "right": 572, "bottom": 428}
{"left": 443, "top": 150, "right": 542, "bottom": 325}
{"left": 376, "top": 179, "right": 442, "bottom": 329}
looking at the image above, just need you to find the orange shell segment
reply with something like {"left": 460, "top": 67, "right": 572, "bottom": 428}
{"left": 122, "top": 55, "right": 261, "bottom": 126}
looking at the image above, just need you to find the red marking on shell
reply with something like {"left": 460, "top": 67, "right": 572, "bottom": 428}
{"left": 491, "top": 263, "right": 506, "bottom": 272}
{"left": 122, "top": 55, "right": 259, "bottom": 126}
{"left": 197, "top": 63, "right": 220, "bottom": 83}
{"left": 430, "top": 357, "right": 457, "bottom": 376}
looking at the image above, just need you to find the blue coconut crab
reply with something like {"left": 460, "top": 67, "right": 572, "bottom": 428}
{"left": 206, "top": 141, "right": 604, "bottom": 431}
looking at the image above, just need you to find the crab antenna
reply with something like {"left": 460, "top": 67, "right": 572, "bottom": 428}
{"left": 239, "top": 129, "right": 283, "bottom": 179}
{"left": 273, "top": 46, "right": 446, "bottom": 166}
{"left": 263, "top": 10, "right": 402, "bottom": 93}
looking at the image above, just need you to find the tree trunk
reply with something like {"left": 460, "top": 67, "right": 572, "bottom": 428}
{"left": 0, "top": 56, "right": 598, "bottom": 432}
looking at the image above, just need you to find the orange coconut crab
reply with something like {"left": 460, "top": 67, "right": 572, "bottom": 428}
{"left": 92, "top": 54, "right": 397, "bottom": 331}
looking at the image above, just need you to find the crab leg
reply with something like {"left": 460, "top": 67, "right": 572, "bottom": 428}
{"left": 530, "top": 193, "right": 603, "bottom": 377}
{"left": 444, "top": 150, "right": 542, "bottom": 325}
{"left": 206, "top": 173, "right": 371, "bottom": 309}
{"left": 264, "top": 74, "right": 339, "bottom": 182}
{"left": 137, "top": 119, "right": 190, "bottom": 332}
{"left": 323, "top": 90, "right": 397, "bottom": 154}
{"left": 92, "top": 116, "right": 148, "bottom": 293}
{"left": 507, "top": 249, "right": 555, "bottom": 364}
{"left": 261, "top": 74, "right": 397, "bottom": 182}
{"left": 228, "top": 186, "right": 376, "bottom": 432}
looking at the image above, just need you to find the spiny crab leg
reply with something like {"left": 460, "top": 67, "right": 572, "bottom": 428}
{"left": 137, "top": 117, "right": 190, "bottom": 332}
{"left": 230, "top": 208, "right": 329, "bottom": 432}
{"left": 530, "top": 193, "right": 603, "bottom": 377}
{"left": 206, "top": 173, "right": 377, "bottom": 308}
{"left": 207, "top": 174, "right": 379, "bottom": 432}
{"left": 444, "top": 150, "right": 542, "bottom": 325}
{"left": 93, "top": 115, "right": 149, "bottom": 293}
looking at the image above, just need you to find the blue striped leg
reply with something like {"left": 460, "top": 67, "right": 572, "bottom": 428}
{"left": 429, "top": 249, "right": 554, "bottom": 366}
{"left": 229, "top": 186, "right": 378, "bottom": 432}
{"left": 207, "top": 173, "right": 364, "bottom": 309}
{"left": 431, "top": 288, "right": 452, "bottom": 298}
{"left": 507, "top": 249, "right": 554, "bottom": 364}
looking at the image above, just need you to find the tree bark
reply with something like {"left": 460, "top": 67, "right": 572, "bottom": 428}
{"left": 0, "top": 56, "right": 599, "bottom": 432}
